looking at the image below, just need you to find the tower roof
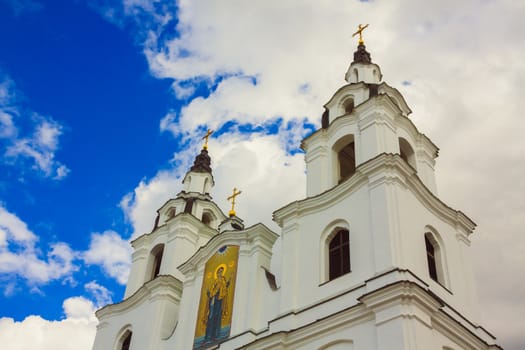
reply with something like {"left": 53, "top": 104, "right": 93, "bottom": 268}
{"left": 190, "top": 148, "right": 212, "bottom": 174}
{"left": 353, "top": 44, "right": 372, "bottom": 64}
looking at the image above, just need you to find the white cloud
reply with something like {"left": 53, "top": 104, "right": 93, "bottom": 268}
{"left": 120, "top": 131, "right": 305, "bottom": 238}
{"left": 84, "top": 280, "right": 113, "bottom": 307}
{"left": 0, "top": 203, "right": 37, "bottom": 245}
{"left": 0, "top": 111, "right": 17, "bottom": 138}
{"left": 83, "top": 230, "right": 133, "bottom": 285}
{"left": 0, "top": 296, "right": 97, "bottom": 350}
{"left": 0, "top": 74, "right": 70, "bottom": 180}
{"left": 120, "top": 171, "right": 182, "bottom": 238}
{"left": 5, "top": 117, "right": 70, "bottom": 179}
{"left": 54, "top": 164, "right": 70, "bottom": 180}
{"left": 0, "top": 78, "right": 14, "bottom": 104}
{"left": 63, "top": 296, "right": 97, "bottom": 321}
{"left": 0, "top": 205, "right": 78, "bottom": 289}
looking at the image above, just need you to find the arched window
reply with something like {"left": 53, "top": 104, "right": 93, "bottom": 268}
{"left": 318, "top": 340, "right": 354, "bottom": 350}
{"left": 329, "top": 230, "right": 350, "bottom": 280}
{"left": 333, "top": 135, "right": 356, "bottom": 184}
{"left": 117, "top": 330, "right": 132, "bottom": 350}
{"left": 424, "top": 232, "right": 445, "bottom": 285}
{"left": 338, "top": 142, "right": 355, "bottom": 182}
{"left": 202, "top": 212, "right": 212, "bottom": 227}
{"left": 425, "top": 234, "right": 438, "bottom": 281}
{"left": 399, "top": 137, "right": 416, "bottom": 169}
{"left": 148, "top": 244, "right": 164, "bottom": 281}
{"left": 167, "top": 207, "right": 177, "bottom": 220}
{"left": 343, "top": 98, "right": 354, "bottom": 114}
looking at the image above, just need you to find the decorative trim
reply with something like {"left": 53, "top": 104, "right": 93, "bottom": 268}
{"left": 273, "top": 153, "right": 476, "bottom": 235}
{"left": 96, "top": 275, "right": 183, "bottom": 320}
{"left": 178, "top": 223, "right": 279, "bottom": 276}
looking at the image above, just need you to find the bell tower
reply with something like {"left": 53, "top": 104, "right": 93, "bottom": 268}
{"left": 273, "top": 27, "right": 502, "bottom": 350}
{"left": 92, "top": 141, "right": 230, "bottom": 349}
{"left": 306, "top": 38, "right": 437, "bottom": 198}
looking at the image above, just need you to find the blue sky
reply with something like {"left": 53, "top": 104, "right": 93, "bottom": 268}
{"left": 0, "top": 0, "right": 175, "bottom": 320}
{"left": 0, "top": 0, "right": 524, "bottom": 349}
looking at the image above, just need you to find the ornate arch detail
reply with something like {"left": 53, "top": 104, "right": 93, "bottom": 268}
{"left": 145, "top": 243, "right": 165, "bottom": 282}
{"left": 318, "top": 339, "right": 354, "bottom": 350}
{"left": 399, "top": 137, "right": 417, "bottom": 170}
{"left": 113, "top": 324, "right": 133, "bottom": 350}
{"left": 201, "top": 209, "right": 217, "bottom": 228}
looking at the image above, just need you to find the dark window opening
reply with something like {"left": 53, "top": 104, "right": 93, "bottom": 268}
{"left": 399, "top": 138, "right": 416, "bottom": 169}
{"left": 202, "top": 212, "right": 212, "bottom": 226}
{"left": 425, "top": 235, "right": 438, "bottom": 282}
{"left": 152, "top": 246, "right": 164, "bottom": 279}
{"left": 121, "top": 331, "right": 132, "bottom": 350}
{"left": 184, "top": 198, "right": 194, "bottom": 213}
{"left": 338, "top": 142, "right": 356, "bottom": 182}
{"left": 343, "top": 99, "right": 354, "bottom": 114}
{"left": 329, "top": 230, "right": 350, "bottom": 280}
{"left": 321, "top": 108, "right": 329, "bottom": 129}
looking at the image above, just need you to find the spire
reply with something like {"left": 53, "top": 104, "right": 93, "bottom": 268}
{"left": 351, "top": 24, "right": 372, "bottom": 64}
{"left": 353, "top": 44, "right": 372, "bottom": 64}
{"left": 188, "top": 128, "right": 214, "bottom": 173}
{"left": 182, "top": 130, "right": 215, "bottom": 194}
{"left": 345, "top": 24, "right": 381, "bottom": 84}
{"left": 190, "top": 148, "right": 212, "bottom": 173}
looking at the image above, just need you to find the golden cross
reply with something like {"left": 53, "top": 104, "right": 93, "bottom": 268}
{"left": 227, "top": 187, "right": 242, "bottom": 217}
{"left": 352, "top": 24, "right": 369, "bottom": 45}
{"left": 202, "top": 129, "right": 214, "bottom": 150}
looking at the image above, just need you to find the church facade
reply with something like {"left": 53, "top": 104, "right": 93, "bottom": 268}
{"left": 92, "top": 40, "right": 503, "bottom": 350}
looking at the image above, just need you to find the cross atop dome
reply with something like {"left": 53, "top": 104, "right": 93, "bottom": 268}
{"left": 345, "top": 24, "right": 381, "bottom": 83}
{"left": 182, "top": 129, "right": 215, "bottom": 194}
{"left": 351, "top": 24, "right": 372, "bottom": 64}
{"left": 352, "top": 24, "right": 369, "bottom": 45}
{"left": 189, "top": 129, "right": 214, "bottom": 174}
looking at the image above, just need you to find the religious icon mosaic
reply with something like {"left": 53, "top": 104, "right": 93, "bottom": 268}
{"left": 193, "top": 245, "right": 239, "bottom": 349}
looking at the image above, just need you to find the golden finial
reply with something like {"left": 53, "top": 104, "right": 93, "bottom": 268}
{"left": 352, "top": 24, "right": 369, "bottom": 45}
{"left": 227, "top": 187, "right": 242, "bottom": 217}
{"left": 202, "top": 129, "right": 214, "bottom": 150}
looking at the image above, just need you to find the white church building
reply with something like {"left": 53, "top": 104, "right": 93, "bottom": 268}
{"left": 92, "top": 37, "right": 503, "bottom": 350}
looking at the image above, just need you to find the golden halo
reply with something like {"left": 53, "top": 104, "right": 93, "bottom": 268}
{"left": 214, "top": 263, "right": 227, "bottom": 279}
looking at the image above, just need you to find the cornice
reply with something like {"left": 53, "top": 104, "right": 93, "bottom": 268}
{"left": 178, "top": 223, "right": 278, "bottom": 276}
{"left": 95, "top": 275, "right": 182, "bottom": 320}
{"left": 359, "top": 280, "right": 442, "bottom": 316}
{"left": 304, "top": 93, "right": 407, "bottom": 151}
{"left": 273, "top": 153, "right": 476, "bottom": 234}
{"left": 395, "top": 114, "right": 439, "bottom": 158}
{"left": 378, "top": 82, "right": 412, "bottom": 116}
{"left": 131, "top": 213, "right": 219, "bottom": 248}
{"left": 433, "top": 306, "right": 502, "bottom": 349}
{"left": 232, "top": 269, "right": 499, "bottom": 350}
{"left": 323, "top": 82, "right": 369, "bottom": 109}
{"left": 156, "top": 197, "right": 185, "bottom": 214}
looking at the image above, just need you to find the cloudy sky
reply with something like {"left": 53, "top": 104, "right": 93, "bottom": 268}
{"left": 0, "top": 0, "right": 523, "bottom": 349}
